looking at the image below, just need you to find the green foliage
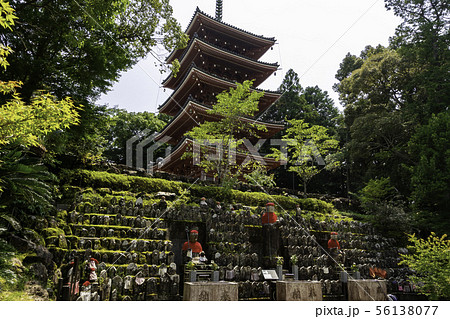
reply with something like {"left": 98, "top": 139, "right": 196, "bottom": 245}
{"left": 272, "top": 119, "right": 341, "bottom": 194}
{"left": 0, "top": 149, "right": 56, "bottom": 217}
{"left": 276, "top": 256, "right": 284, "bottom": 266}
{"left": 0, "top": 0, "right": 16, "bottom": 30}
{"left": 243, "top": 163, "right": 276, "bottom": 188}
{"left": 0, "top": 0, "right": 16, "bottom": 70}
{"left": 0, "top": 237, "right": 15, "bottom": 283}
{"left": 41, "top": 228, "right": 65, "bottom": 238}
{"left": 262, "top": 69, "right": 340, "bottom": 133}
{"left": 61, "top": 169, "right": 334, "bottom": 214}
{"left": 303, "top": 85, "right": 341, "bottom": 133}
{"left": 46, "top": 104, "right": 109, "bottom": 165}
{"left": 1, "top": 0, "right": 188, "bottom": 102}
{"left": 335, "top": 46, "right": 414, "bottom": 191}
{"left": 0, "top": 90, "right": 80, "bottom": 148}
{"left": 260, "top": 69, "right": 312, "bottom": 123}
{"left": 0, "top": 2, "right": 76, "bottom": 233}
{"left": 260, "top": 69, "right": 343, "bottom": 193}
{"left": 408, "top": 112, "right": 450, "bottom": 233}
{"left": 185, "top": 261, "right": 196, "bottom": 270}
{"left": 358, "top": 177, "right": 396, "bottom": 206}
{"left": 290, "top": 255, "right": 298, "bottom": 266}
{"left": 362, "top": 200, "right": 411, "bottom": 240}
{"left": 229, "top": 190, "right": 333, "bottom": 213}
{"left": 334, "top": 11, "right": 448, "bottom": 220}
{"left": 61, "top": 169, "right": 182, "bottom": 194}
{"left": 339, "top": 47, "right": 410, "bottom": 125}
{"left": 185, "top": 80, "right": 266, "bottom": 186}
{"left": 399, "top": 233, "right": 450, "bottom": 300}
{"left": 0, "top": 1, "right": 80, "bottom": 150}
{"left": 103, "top": 108, "right": 167, "bottom": 164}
{"left": 333, "top": 52, "right": 364, "bottom": 91}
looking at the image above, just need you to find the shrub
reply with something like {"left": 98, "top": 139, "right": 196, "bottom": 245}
{"left": 399, "top": 233, "right": 450, "bottom": 300}
{"left": 363, "top": 200, "right": 411, "bottom": 241}
{"left": 61, "top": 169, "right": 334, "bottom": 214}
{"left": 358, "top": 177, "right": 396, "bottom": 206}
{"left": 61, "top": 169, "right": 182, "bottom": 194}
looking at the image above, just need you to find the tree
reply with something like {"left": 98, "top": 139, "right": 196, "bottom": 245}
{"left": 303, "top": 85, "right": 340, "bottom": 133}
{"left": 1, "top": 0, "right": 188, "bottom": 103}
{"left": 0, "top": 1, "right": 78, "bottom": 227}
{"left": 357, "top": 177, "right": 411, "bottom": 240}
{"left": 0, "top": 1, "right": 80, "bottom": 151}
{"left": 358, "top": 177, "right": 396, "bottom": 206}
{"left": 399, "top": 233, "right": 450, "bottom": 300}
{"left": 260, "top": 69, "right": 343, "bottom": 193}
{"left": 386, "top": 0, "right": 449, "bottom": 122}
{"left": 408, "top": 112, "right": 450, "bottom": 234}
{"left": 386, "top": 0, "right": 449, "bottom": 62}
{"left": 333, "top": 1, "right": 449, "bottom": 231}
{"left": 333, "top": 53, "right": 363, "bottom": 91}
{"left": 243, "top": 163, "right": 276, "bottom": 188}
{"left": 0, "top": 90, "right": 79, "bottom": 148}
{"left": 0, "top": 1, "right": 188, "bottom": 164}
{"left": 185, "top": 80, "right": 266, "bottom": 186}
{"left": 259, "top": 69, "right": 312, "bottom": 123}
{"left": 103, "top": 108, "right": 168, "bottom": 164}
{"left": 335, "top": 47, "right": 415, "bottom": 194}
{"left": 272, "top": 119, "right": 341, "bottom": 195}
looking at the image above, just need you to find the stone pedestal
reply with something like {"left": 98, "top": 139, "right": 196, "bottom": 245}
{"left": 347, "top": 280, "right": 387, "bottom": 301}
{"left": 183, "top": 282, "right": 239, "bottom": 301}
{"left": 276, "top": 281, "right": 322, "bottom": 301}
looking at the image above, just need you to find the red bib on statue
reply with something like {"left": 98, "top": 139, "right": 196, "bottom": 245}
{"left": 182, "top": 241, "right": 203, "bottom": 253}
{"left": 262, "top": 212, "right": 277, "bottom": 224}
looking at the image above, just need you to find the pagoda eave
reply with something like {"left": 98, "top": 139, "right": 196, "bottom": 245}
{"left": 166, "top": 8, "right": 276, "bottom": 64}
{"left": 155, "top": 100, "right": 284, "bottom": 145}
{"left": 153, "top": 138, "right": 282, "bottom": 177}
{"left": 158, "top": 65, "right": 282, "bottom": 116}
{"left": 162, "top": 37, "right": 278, "bottom": 90}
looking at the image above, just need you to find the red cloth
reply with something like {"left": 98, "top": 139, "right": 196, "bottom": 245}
{"left": 182, "top": 241, "right": 203, "bottom": 253}
{"left": 262, "top": 212, "right": 277, "bottom": 224}
{"left": 328, "top": 239, "right": 340, "bottom": 249}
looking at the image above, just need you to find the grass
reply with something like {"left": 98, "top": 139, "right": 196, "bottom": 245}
{"left": 0, "top": 290, "right": 34, "bottom": 301}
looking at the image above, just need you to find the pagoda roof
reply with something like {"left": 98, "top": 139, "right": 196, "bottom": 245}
{"left": 155, "top": 99, "right": 284, "bottom": 145}
{"left": 162, "top": 36, "right": 279, "bottom": 89}
{"left": 153, "top": 137, "right": 281, "bottom": 177}
{"left": 158, "top": 64, "right": 282, "bottom": 116}
{"left": 166, "top": 8, "right": 276, "bottom": 64}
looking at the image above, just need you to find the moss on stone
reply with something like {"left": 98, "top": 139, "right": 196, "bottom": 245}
{"left": 97, "top": 188, "right": 112, "bottom": 195}
{"left": 60, "top": 169, "right": 182, "bottom": 194}
{"left": 42, "top": 228, "right": 65, "bottom": 238}
{"left": 23, "top": 228, "right": 46, "bottom": 246}
{"left": 56, "top": 210, "right": 68, "bottom": 221}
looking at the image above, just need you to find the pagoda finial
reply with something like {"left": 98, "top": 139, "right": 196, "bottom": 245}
{"left": 215, "top": 0, "right": 223, "bottom": 21}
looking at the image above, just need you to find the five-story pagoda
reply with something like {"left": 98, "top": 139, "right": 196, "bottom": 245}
{"left": 152, "top": 2, "right": 284, "bottom": 178}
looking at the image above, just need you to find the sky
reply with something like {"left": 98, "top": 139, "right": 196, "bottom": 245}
{"left": 98, "top": 0, "right": 403, "bottom": 113}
